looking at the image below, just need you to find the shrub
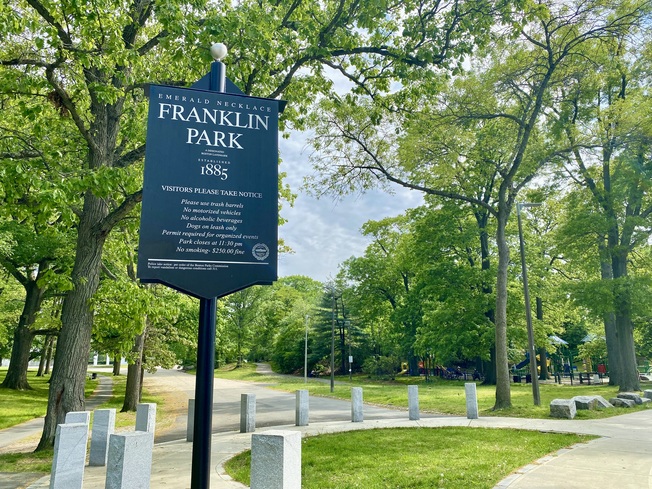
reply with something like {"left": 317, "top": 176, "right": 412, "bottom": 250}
{"left": 362, "top": 355, "right": 398, "bottom": 380}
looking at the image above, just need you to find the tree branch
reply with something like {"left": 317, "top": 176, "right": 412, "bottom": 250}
{"left": 95, "top": 190, "right": 143, "bottom": 237}
{"left": 114, "top": 144, "right": 146, "bottom": 168}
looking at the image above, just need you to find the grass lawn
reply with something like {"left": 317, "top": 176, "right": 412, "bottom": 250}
{"left": 0, "top": 369, "right": 98, "bottom": 430}
{"left": 0, "top": 368, "right": 166, "bottom": 474}
{"left": 214, "top": 363, "right": 651, "bottom": 419}
{"left": 225, "top": 427, "right": 594, "bottom": 489}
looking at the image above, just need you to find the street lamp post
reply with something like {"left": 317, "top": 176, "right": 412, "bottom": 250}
{"left": 346, "top": 320, "right": 352, "bottom": 381}
{"left": 517, "top": 202, "right": 542, "bottom": 406}
{"left": 304, "top": 315, "right": 309, "bottom": 383}
{"left": 331, "top": 294, "right": 335, "bottom": 393}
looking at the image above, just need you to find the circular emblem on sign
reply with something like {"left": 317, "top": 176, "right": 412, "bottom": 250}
{"left": 252, "top": 243, "right": 270, "bottom": 261}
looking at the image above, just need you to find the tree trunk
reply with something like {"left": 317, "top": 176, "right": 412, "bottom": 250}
{"left": 36, "top": 336, "right": 52, "bottom": 377}
{"left": 2, "top": 280, "right": 44, "bottom": 390}
{"left": 536, "top": 298, "right": 549, "bottom": 380}
{"left": 113, "top": 356, "right": 121, "bottom": 375}
{"left": 493, "top": 208, "right": 511, "bottom": 409}
{"left": 612, "top": 254, "right": 639, "bottom": 391}
{"left": 408, "top": 354, "right": 419, "bottom": 377}
{"left": 482, "top": 347, "right": 497, "bottom": 385}
{"left": 139, "top": 365, "right": 145, "bottom": 402}
{"left": 36, "top": 193, "right": 108, "bottom": 450}
{"left": 479, "top": 210, "right": 496, "bottom": 386}
{"left": 236, "top": 319, "right": 243, "bottom": 368}
{"left": 2, "top": 326, "right": 36, "bottom": 390}
{"left": 603, "top": 311, "right": 619, "bottom": 385}
{"left": 44, "top": 337, "right": 54, "bottom": 375}
{"left": 122, "top": 329, "right": 146, "bottom": 412}
{"left": 615, "top": 312, "right": 639, "bottom": 392}
{"left": 43, "top": 336, "right": 57, "bottom": 375}
{"left": 599, "top": 240, "right": 621, "bottom": 386}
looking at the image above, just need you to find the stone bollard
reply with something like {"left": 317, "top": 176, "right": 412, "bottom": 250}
{"left": 135, "top": 403, "right": 156, "bottom": 434}
{"left": 550, "top": 399, "right": 577, "bottom": 419}
{"left": 65, "top": 411, "right": 91, "bottom": 425}
{"left": 351, "top": 387, "right": 364, "bottom": 423}
{"left": 250, "top": 430, "right": 301, "bottom": 489}
{"left": 295, "top": 390, "right": 309, "bottom": 427}
{"left": 89, "top": 408, "right": 116, "bottom": 466}
{"left": 241, "top": 393, "right": 256, "bottom": 433}
{"left": 408, "top": 385, "right": 420, "bottom": 420}
{"left": 105, "top": 431, "right": 154, "bottom": 489}
{"left": 465, "top": 383, "right": 479, "bottom": 419}
{"left": 187, "top": 399, "right": 195, "bottom": 442}
{"left": 50, "top": 423, "right": 89, "bottom": 489}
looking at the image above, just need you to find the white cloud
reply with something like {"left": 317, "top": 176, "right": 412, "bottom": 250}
{"left": 277, "top": 134, "right": 423, "bottom": 282}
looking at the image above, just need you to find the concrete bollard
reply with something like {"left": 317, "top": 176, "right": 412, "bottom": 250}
{"left": 105, "top": 431, "right": 154, "bottom": 489}
{"left": 135, "top": 403, "right": 156, "bottom": 434}
{"left": 351, "top": 387, "right": 364, "bottom": 423}
{"left": 186, "top": 399, "right": 195, "bottom": 442}
{"left": 408, "top": 385, "right": 420, "bottom": 420}
{"left": 89, "top": 408, "right": 116, "bottom": 466}
{"left": 250, "top": 430, "right": 301, "bottom": 489}
{"left": 465, "top": 383, "right": 479, "bottom": 419}
{"left": 240, "top": 393, "right": 256, "bottom": 433}
{"left": 295, "top": 390, "right": 309, "bottom": 427}
{"left": 50, "top": 423, "right": 89, "bottom": 489}
{"left": 65, "top": 411, "right": 90, "bottom": 425}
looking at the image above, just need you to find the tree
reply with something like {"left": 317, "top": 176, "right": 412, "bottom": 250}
{"left": 222, "top": 287, "right": 266, "bottom": 368}
{"left": 0, "top": 277, "right": 23, "bottom": 367}
{"left": 308, "top": 1, "right": 646, "bottom": 408}
{"left": 264, "top": 276, "right": 322, "bottom": 373}
{"left": 1, "top": 0, "right": 478, "bottom": 448}
{"left": 93, "top": 225, "right": 198, "bottom": 411}
{"left": 341, "top": 216, "right": 423, "bottom": 375}
{"left": 0, "top": 221, "right": 72, "bottom": 390}
{"left": 548, "top": 26, "right": 652, "bottom": 391}
{"left": 0, "top": 99, "right": 76, "bottom": 389}
{"left": 408, "top": 200, "right": 497, "bottom": 374}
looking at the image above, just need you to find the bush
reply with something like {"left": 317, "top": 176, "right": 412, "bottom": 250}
{"left": 362, "top": 356, "right": 398, "bottom": 380}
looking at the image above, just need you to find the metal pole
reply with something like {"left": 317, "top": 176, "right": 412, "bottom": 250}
{"left": 330, "top": 295, "right": 335, "bottom": 393}
{"left": 304, "top": 315, "right": 309, "bottom": 383}
{"left": 347, "top": 321, "right": 352, "bottom": 381}
{"left": 191, "top": 297, "right": 217, "bottom": 489}
{"left": 191, "top": 45, "right": 227, "bottom": 489}
{"left": 517, "top": 203, "right": 541, "bottom": 406}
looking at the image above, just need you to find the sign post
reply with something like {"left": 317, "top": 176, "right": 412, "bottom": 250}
{"left": 137, "top": 43, "right": 284, "bottom": 489}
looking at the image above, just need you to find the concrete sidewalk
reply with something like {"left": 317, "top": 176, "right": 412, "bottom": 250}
{"left": 22, "top": 408, "right": 652, "bottom": 489}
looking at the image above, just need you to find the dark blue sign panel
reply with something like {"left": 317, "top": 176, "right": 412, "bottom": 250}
{"left": 137, "top": 84, "right": 279, "bottom": 299}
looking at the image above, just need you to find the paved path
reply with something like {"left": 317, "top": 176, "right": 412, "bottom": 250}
{"left": 4, "top": 366, "right": 652, "bottom": 488}
{"left": 151, "top": 365, "right": 436, "bottom": 443}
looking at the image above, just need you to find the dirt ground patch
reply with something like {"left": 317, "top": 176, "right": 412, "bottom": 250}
{"left": 143, "top": 369, "right": 194, "bottom": 441}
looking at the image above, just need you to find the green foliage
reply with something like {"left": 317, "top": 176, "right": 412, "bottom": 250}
{"left": 264, "top": 277, "right": 322, "bottom": 373}
{"left": 361, "top": 355, "right": 398, "bottom": 380}
{"left": 0, "top": 279, "right": 23, "bottom": 356}
{"left": 578, "top": 336, "right": 608, "bottom": 365}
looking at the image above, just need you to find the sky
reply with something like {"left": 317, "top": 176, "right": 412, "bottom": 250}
{"left": 276, "top": 132, "right": 424, "bottom": 283}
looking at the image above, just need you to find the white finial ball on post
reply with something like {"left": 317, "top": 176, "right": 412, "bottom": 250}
{"left": 211, "top": 43, "right": 228, "bottom": 61}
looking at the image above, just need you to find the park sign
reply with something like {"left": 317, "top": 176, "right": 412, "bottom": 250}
{"left": 137, "top": 83, "right": 282, "bottom": 299}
